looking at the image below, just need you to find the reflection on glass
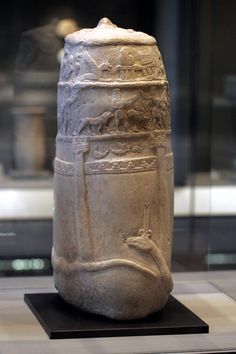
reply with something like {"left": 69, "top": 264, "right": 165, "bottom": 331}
{"left": 13, "top": 19, "right": 78, "bottom": 177}
{"left": 0, "top": 0, "right": 235, "bottom": 276}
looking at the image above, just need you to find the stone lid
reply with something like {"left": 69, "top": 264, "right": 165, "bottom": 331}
{"left": 66, "top": 18, "right": 156, "bottom": 46}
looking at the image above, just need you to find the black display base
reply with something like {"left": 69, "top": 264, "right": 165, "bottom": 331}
{"left": 24, "top": 293, "right": 209, "bottom": 339}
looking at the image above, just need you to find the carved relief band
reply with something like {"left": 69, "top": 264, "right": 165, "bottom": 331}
{"left": 85, "top": 156, "right": 157, "bottom": 175}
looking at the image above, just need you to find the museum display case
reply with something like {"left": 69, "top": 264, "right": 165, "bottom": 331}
{"left": 0, "top": 0, "right": 235, "bottom": 352}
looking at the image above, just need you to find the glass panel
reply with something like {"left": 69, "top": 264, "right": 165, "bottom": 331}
{"left": 208, "top": 0, "right": 236, "bottom": 272}
{"left": 0, "top": 0, "right": 198, "bottom": 275}
{"left": 0, "top": 0, "right": 235, "bottom": 277}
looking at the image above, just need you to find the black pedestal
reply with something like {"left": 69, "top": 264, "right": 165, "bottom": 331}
{"left": 24, "top": 293, "right": 209, "bottom": 339}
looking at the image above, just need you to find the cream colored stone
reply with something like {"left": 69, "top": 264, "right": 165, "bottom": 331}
{"left": 53, "top": 18, "right": 174, "bottom": 320}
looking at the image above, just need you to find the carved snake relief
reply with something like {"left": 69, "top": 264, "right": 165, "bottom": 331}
{"left": 125, "top": 235, "right": 173, "bottom": 294}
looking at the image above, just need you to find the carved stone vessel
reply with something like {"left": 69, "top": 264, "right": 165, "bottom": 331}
{"left": 53, "top": 18, "right": 174, "bottom": 320}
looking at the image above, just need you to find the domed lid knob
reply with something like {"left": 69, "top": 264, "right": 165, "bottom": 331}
{"left": 97, "top": 17, "right": 117, "bottom": 29}
{"left": 65, "top": 18, "right": 156, "bottom": 46}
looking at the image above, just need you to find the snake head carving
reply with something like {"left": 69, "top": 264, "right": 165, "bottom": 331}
{"left": 126, "top": 235, "right": 153, "bottom": 253}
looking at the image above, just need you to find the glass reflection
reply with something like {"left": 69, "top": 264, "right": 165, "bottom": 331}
{"left": 13, "top": 19, "right": 78, "bottom": 177}
{"left": 0, "top": 0, "right": 235, "bottom": 276}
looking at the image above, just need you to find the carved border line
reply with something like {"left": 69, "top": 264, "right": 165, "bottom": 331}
{"left": 58, "top": 79, "right": 168, "bottom": 88}
{"left": 85, "top": 156, "right": 158, "bottom": 175}
{"left": 56, "top": 130, "right": 171, "bottom": 143}
{"left": 54, "top": 154, "right": 172, "bottom": 176}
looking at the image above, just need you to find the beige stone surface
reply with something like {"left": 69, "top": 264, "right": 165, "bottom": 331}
{"left": 53, "top": 18, "right": 174, "bottom": 319}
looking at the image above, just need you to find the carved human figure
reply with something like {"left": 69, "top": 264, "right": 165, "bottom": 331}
{"left": 58, "top": 86, "right": 79, "bottom": 135}
{"left": 61, "top": 47, "right": 83, "bottom": 81}
{"left": 139, "top": 87, "right": 170, "bottom": 130}
{"left": 61, "top": 53, "right": 74, "bottom": 80}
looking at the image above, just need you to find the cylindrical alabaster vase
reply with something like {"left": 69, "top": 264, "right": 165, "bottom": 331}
{"left": 53, "top": 18, "right": 174, "bottom": 320}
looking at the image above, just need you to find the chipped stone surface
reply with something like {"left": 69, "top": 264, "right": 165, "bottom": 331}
{"left": 53, "top": 18, "right": 174, "bottom": 320}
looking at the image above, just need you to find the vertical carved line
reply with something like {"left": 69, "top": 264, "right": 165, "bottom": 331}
{"left": 162, "top": 151, "right": 172, "bottom": 269}
{"left": 156, "top": 146, "right": 166, "bottom": 252}
{"left": 72, "top": 137, "right": 94, "bottom": 262}
{"left": 151, "top": 136, "right": 171, "bottom": 268}
{"left": 166, "top": 155, "right": 174, "bottom": 269}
